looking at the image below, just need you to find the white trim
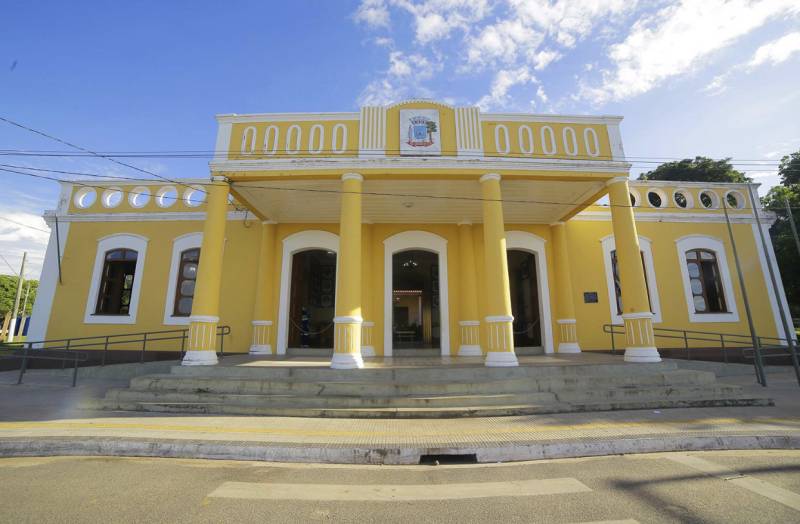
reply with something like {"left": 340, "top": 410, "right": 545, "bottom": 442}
{"left": 276, "top": 230, "right": 340, "bottom": 355}
{"left": 600, "top": 235, "right": 662, "bottom": 325}
{"left": 84, "top": 233, "right": 149, "bottom": 325}
{"left": 646, "top": 187, "right": 668, "bottom": 208}
{"left": 672, "top": 188, "right": 695, "bottom": 209}
{"left": 675, "top": 235, "right": 740, "bottom": 323}
{"left": 606, "top": 122, "right": 626, "bottom": 161}
{"left": 505, "top": 231, "right": 554, "bottom": 354}
{"left": 482, "top": 113, "right": 623, "bottom": 125}
{"left": 216, "top": 112, "right": 360, "bottom": 123}
{"left": 48, "top": 210, "right": 252, "bottom": 223}
{"left": 574, "top": 211, "right": 762, "bottom": 224}
{"left": 209, "top": 156, "right": 631, "bottom": 174}
{"left": 214, "top": 121, "right": 232, "bottom": 161}
{"left": 27, "top": 218, "right": 70, "bottom": 343}
{"left": 753, "top": 223, "right": 796, "bottom": 342}
{"left": 383, "top": 231, "right": 450, "bottom": 357}
{"left": 480, "top": 173, "right": 501, "bottom": 183}
{"left": 162, "top": 232, "right": 203, "bottom": 325}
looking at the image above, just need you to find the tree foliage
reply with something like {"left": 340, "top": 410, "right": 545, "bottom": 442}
{"left": 638, "top": 156, "right": 751, "bottom": 183}
{"left": 762, "top": 150, "right": 800, "bottom": 317}
{"left": 0, "top": 275, "right": 38, "bottom": 317}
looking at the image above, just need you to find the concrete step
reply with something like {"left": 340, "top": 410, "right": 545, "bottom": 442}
{"left": 103, "top": 389, "right": 559, "bottom": 408}
{"left": 391, "top": 349, "right": 441, "bottom": 358}
{"left": 286, "top": 348, "right": 332, "bottom": 358}
{"left": 91, "top": 394, "right": 772, "bottom": 418}
{"left": 128, "top": 369, "right": 716, "bottom": 397}
{"left": 167, "top": 361, "right": 679, "bottom": 381}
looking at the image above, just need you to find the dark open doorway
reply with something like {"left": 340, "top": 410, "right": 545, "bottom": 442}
{"left": 507, "top": 249, "right": 542, "bottom": 348}
{"left": 392, "top": 250, "right": 440, "bottom": 349}
{"left": 288, "top": 249, "right": 336, "bottom": 348}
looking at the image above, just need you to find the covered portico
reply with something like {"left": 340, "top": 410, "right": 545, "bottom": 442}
{"left": 180, "top": 169, "right": 660, "bottom": 369}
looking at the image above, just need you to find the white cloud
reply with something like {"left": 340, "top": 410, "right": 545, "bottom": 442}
{"left": 354, "top": 0, "right": 390, "bottom": 28}
{"left": 536, "top": 85, "right": 549, "bottom": 104}
{"left": 704, "top": 30, "right": 800, "bottom": 95}
{"left": 0, "top": 209, "right": 49, "bottom": 279}
{"left": 476, "top": 66, "right": 537, "bottom": 110}
{"left": 748, "top": 31, "right": 800, "bottom": 67}
{"left": 580, "top": 0, "right": 800, "bottom": 105}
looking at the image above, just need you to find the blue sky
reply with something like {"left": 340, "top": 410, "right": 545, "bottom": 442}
{"left": 2, "top": 0, "right": 799, "bottom": 276}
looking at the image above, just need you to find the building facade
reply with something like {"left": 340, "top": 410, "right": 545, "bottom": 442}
{"left": 29, "top": 100, "right": 793, "bottom": 368}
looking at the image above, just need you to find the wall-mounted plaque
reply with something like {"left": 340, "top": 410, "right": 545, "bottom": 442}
{"left": 583, "top": 292, "right": 599, "bottom": 304}
{"left": 400, "top": 109, "right": 440, "bottom": 156}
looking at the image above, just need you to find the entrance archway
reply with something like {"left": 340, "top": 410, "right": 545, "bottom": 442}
{"left": 276, "top": 230, "right": 339, "bottom": 354}
{"left": 384, "top": 231, "right": 450, "bottom": 357}
{"left": 507, "top": 249, "right": 541, "bottom": 348}
{"left": 287, "top": 249, "right": 336, "bottom": 349}
{"left": 505, "top": 231, "right": 554, "bottom": 353}
{"left": 392, "top": 250, "right": 440, "bottom": 350}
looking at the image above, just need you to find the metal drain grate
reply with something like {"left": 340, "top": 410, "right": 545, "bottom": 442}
{"left": 419, "top": 453, "right": 478, "bottom": 465}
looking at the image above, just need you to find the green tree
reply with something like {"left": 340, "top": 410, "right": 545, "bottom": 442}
{"left": 762, "top": 152, "right": 800, "bottom": 318}
{"left": 638, "top": 156, "right": 751, "bottom": 183}
{"left": 0, "top": 275, "right": 39, "bottom": 317}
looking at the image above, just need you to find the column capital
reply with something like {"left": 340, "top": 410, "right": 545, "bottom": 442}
{"left": 479, "top": 173, "right": 501, "bottom": 183}
{"left": 261, "top": 220, "right": 278, "bottom": 225}
{"left": 457, "top": 220, "right": 473, "bottom": 226}
{"left": 605, "top": 176, "right": 629, "bottom": 187}
{"left": 342, "top": 172, "right": 364, "bottom": 182}
{"left": 210, "top": 175, "right": 229, "bottom": 183}
{"left": 550, "top": 221, "right": 566, "bottom": 227}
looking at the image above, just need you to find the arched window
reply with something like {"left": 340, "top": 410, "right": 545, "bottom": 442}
{"left": 685, "top": 249, "right": 727, "bottom": 313}
{"left": 95, "top": 248, "right": 138, "bottom": 315}
{"left": 610, "top": 250, "right": 652, "bottom": 315}
{"left": 173, "top": 248, "right": 200, "bottom": 317}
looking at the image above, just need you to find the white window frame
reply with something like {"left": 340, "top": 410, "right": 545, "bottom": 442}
{"left": 675, "top": 235, "right": 739, "bottom": 323}
{"left": 84, "top": 233, "right": 148, "bottom": 324}
{"left": 163, "top": 232, "right": 203, "bottom": 325}
{"left": 600, "top": 235, "right": 662, "bottom": 325}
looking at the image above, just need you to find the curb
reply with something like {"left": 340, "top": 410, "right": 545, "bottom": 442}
{"left": 1, "top": 434, "right": 799, "bottom": 465}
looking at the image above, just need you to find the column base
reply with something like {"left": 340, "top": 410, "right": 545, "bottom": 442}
{"left": 557, "top": 342, "right": 581, "bottom": 353}
{"left": 181, "top": 350, "right": 218, "bottom": 366}
{"left": 249, "top": 344, "right": 272, "bottom": 355}
{"left": 458, "top": 344, "right": 482, "bottom": 357}
{"left": 331, "top": 352, "right": 364, "bottom": 369}
{"left": 361, "top": 346, "right": 376, "bottom": 357}
{"left": 485, "top": 351, "right": 519, "bottom": 367}
{"left": 624, "top": 346, "right": 662, "bottom": 363}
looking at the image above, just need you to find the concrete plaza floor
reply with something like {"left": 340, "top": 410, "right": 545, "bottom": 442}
{"left": 0, "top": 355, "right": 798, "bottom": 464}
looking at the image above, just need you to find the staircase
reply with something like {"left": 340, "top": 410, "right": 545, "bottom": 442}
{"left": 91, "top": 358, "right": 772, "bottom": 418}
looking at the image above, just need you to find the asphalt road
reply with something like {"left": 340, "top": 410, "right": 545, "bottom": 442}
{"left": 1, "top": 451, "right": 799, "bottom": 523}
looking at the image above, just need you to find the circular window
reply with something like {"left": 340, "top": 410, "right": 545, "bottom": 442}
{"left": 183, "top": 186, "right": 206, "bottom": 207}
{"left": 101, "top": 187, "right": 123, "bottom": 208}
{"left": 725, "top": 190, "right": 745, "bottom": 209}
{"left": 647, "top": 189, "right": 666, "bottom": 208}
{"left": 73, "top": 188, "right": 97, "bottom": 209}
{"left": 673, "top": 189, "right": 693, "bottom": 209}
{"left": 129, "top": 186, "right": 151, "bottom": 208}
{"left": 699, "top": 190, "right": 719, "bottom": 209}
{"left": 156, "top": 186, "right": 178, "bottom": 208}
{"left": 629, "top": 189, "right": 640, "bottom": 207}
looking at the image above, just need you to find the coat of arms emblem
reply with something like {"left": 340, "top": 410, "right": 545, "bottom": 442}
{"left": 400, "top": 109, "right": 441, "bottom": 155}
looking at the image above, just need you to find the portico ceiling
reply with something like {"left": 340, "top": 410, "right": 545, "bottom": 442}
{"left": 231, "top": 178, "right": 607, "bottom": 224}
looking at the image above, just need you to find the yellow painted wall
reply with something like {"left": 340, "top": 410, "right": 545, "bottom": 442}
{"left": 229, "top": 120, "right": 359, "bottom": 160}
{"left": 481, "top": 120, "right": 613, "bottom": 160}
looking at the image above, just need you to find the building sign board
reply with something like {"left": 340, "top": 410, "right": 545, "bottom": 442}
{"left": 400, "top": 109, "right": 441, "bottom": 156}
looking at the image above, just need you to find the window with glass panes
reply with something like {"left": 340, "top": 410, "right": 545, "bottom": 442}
{"left": 173, "top": 248, "right": 200, "bottom": 316}
{"left": 685, "top": 249, "right": 727, "bottom": 313}
{"left": 95, "top": 248, "right": 138, "bottom": 315}
{"left": 610, "top": 250, "right": 652, "bottom": 315}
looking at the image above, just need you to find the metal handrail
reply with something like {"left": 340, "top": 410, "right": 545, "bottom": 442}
{"left": 603, "top": 323, "right": 799, "bottom": 387}
{"left": 0, "top": 325, "right": 232, "bottom": 367}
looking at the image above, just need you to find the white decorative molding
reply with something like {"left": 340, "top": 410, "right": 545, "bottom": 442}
{"left": 84, "top": 233, "right": 149, "bottom": 325}
{"left": 27, "top": 216, "right": 70, "bottom": 344}
{"left": 276, "top": 230, "right": 340, "bottom": 355}
{"left": 383, "top": 230, "right": 450, "bottom": 357}
{"left": 675, "top": 235, "right": 740, "bottom": 323}
{"left": 216, "top": 112, "right": 360, "bottom": 124}
{"left": 481, "top": 113, "right": 623, "bottom": 125}
{"left": 48, "top": 210, "right": 252, "bottom": 223}
{"left": 163, "top": 232, "right": 203, "bottom": 326}
{"left": 455, "top": 106, "right": 483, "bottom": 156}
{"left": 359, "top": 105, "right": 387, "bottom": 157}
{"left": 214, "top": 121, "right": 233, "bottom": 161}
{"left": 600, "top": 235, "right": 662, "bottom": 325}
{"left": 607, "top": 122, "right": 626, "bottom": 161}
{"left": 505, "top": 231, "right": 554, "bottom": 354}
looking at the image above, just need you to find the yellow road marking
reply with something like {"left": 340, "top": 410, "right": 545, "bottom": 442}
{"left": 0, "top": 417, "right": 797, "bottom": 439}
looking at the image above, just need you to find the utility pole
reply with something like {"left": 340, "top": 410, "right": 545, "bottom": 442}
{"left": 785, "top": 197, "right": 800, "bottom": 257}
{"left": 20, "top": 281, "right": 31, "bottom": 318}
{"left": 7, "top": 251, "right": 26, "bottom": 343}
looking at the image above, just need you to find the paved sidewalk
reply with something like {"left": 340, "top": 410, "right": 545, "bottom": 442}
{"left": 1, "top": 364, "right": 799, "bottom": 464}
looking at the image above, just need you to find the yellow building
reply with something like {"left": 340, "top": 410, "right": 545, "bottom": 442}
{"left": 28, "top": 100, "right": 793, "bottom": 369}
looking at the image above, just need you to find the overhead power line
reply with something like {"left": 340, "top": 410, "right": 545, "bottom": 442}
{"left": 0, "top": 115, "right": 204, "bottom": 194}
{"left": 0, "top": 215, "right": 49, "bottom": 233}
